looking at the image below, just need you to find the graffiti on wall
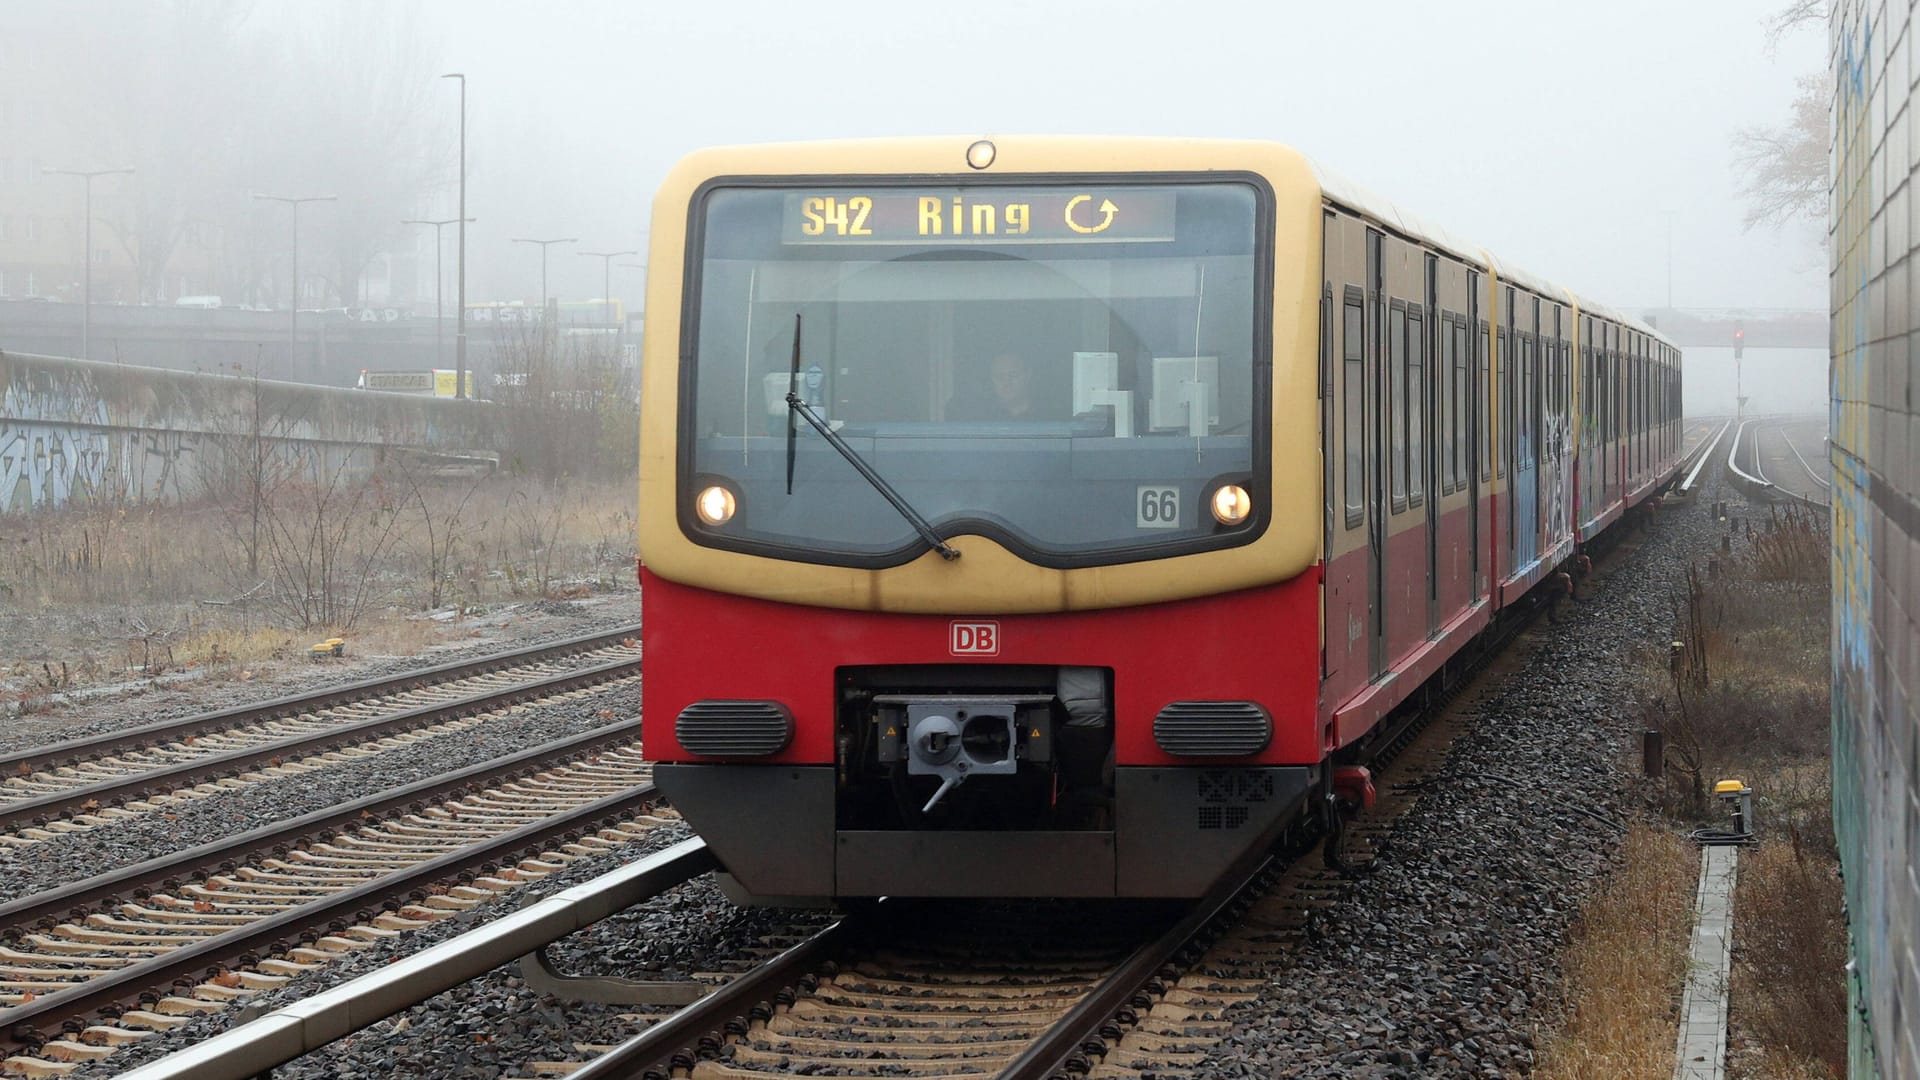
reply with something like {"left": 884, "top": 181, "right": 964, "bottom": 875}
{"left": 0, "top": 422, "right": 208, "bottom": 513}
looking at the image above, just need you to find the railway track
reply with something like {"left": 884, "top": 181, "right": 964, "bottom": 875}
{"left": 0, "top": 627, "right": 641, "bottom": 846}
{"left": 43, "top": 608, "right": 1529, "bottom": 1080}
{"left": 1676, "top": 417, "right": 1732, "bottom": 496}
{"left": 64, "top": 502, "right": 1644, "bottom": 1079}
{"left": 0, "top": 719, "right": 667, "bottom": 1077}
{"left": 539, "top": 642, "right": 1482, "bottom": 1080}
{"left": 1760, "top": 419, "right": 1830, "bottom": 505}
{"left": 1726, "top": 416, "right": 1829, "bottom": 512}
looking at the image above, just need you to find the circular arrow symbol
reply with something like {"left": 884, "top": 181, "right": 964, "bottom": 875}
{"left": 1065, "top": 194, "right": 1119, "bottom": 234}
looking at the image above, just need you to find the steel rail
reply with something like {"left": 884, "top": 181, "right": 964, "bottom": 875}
{"left": 1, "top": 745, "right": 660, "bottom": 1045}
{"left": 0, "top": 723, "right": 636, "bottom": 932}
{"left": 0, "top": 655, "right": 639, "bottom": 830}
{"left": 1000, "top": 847, "right": 1278, "bottom": 1079}
{"left": 1782, "top": 426, "right": 1831, "bottom": 490}
{"left": 1679, "top": 418, "right": 1732, "bottom": 494}
{"left": 0, "top": 622, "right": 640, "bottom": 777}
{"left": 567, "top": 914, "right": 857, "bottom": 1080}
{"left": 109, "top": 839, "right": 716, "bottom": 1080}
{"left": 1725, "top": 419, "right": 1775, "bottom": 494}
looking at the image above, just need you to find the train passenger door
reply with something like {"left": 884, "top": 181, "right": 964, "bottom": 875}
{"left": 1423, "top": 254, "right": 1439, "bottom": 636}
{"left": 1468, "top": 271, "right": 1483, "bottom": 600}
{"left": 1319, "top": 209, "right": 1372, "bottom": 707}
{"left": 1366, "top": 228, "right": 1387, "bottom": 678}
{"left": 1500, "top": 287, "right": 1515, "bottom": 570}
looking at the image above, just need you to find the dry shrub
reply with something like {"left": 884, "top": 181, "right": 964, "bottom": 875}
{"left": 341, "top": 617, "right": 440, "bottom": 659}
{"left": 1748, "top": 505, "right": 1828, "bottom": 586}
{"left": 172, "top": 625, "right": 302, "bottom": 676}
{"left": 1646, "top": 520, "right": 1831, "bottom": 820}
{"left": 1731, "top": 839, "right": 1848, "bottom": 1076}
{"left": 1534, "top": 826, "right": 1699, "bottom": 1080}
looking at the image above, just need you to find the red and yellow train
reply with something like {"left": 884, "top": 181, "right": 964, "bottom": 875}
{"left": 636, "top": 137, "right": 1682, "bottom": 900}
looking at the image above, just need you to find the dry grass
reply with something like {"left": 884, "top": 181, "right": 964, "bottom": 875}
{"left": 338, "top": 616, "right": 444, "bottom": 659}
{"left": 171, "top": 625, "right": 304, "bottom": 675}
{"left": 1728, "top": 840, "right": 1848, "bottom": 1077}
{"left": 1533, "top": 825, "right": 1701, "bottom": 1080}
{"left": 0, "top": 475, "right": 637, "bottom": 617}
{"left": 1623, "top": 502, "right": 1845, "bottom": 1078}
{"left": 0, "top": 472, "right": 638, "bottom": 703}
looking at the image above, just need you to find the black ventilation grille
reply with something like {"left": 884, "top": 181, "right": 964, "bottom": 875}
{"left": 676, "top": 700, "right": 792, "bottom": 757}
{"left": 1152, "top": 701, "right": 1272, "bottom": 757}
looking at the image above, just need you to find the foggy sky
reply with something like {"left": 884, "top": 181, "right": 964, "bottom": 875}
{"left": 419, "top": 0, "right": 1827, "bottom": 317}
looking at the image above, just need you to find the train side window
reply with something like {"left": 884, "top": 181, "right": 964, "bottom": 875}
{"left": 1391, "top": 302, "right": 1408, "bottom": 511}
{"left": 1495, "top": 327, "right": 1508, "bottom": 480}
{"left": 1320, "top": 286, "right": 1333, "bottom": 545}
{"left": 1579, "top": 316, "right": 1592, "bottom": 449}
{"left": 1452, "top": 321, "right": 1467, "bottom": 491}
{"left": 1342, "top": 295, "right": 1364, "bottom": 529}
{"left": 1580, "top": 344, "right": 1592, "bottom": 448}
{"left": 1478, "top": 321, "right": 1491, "bottom": 483}
{"left": 1409, "top": 306, "right": 1425, "bottom": 507}
{"left": 1439, "top": 316, "right": 1454, "bottom": 494}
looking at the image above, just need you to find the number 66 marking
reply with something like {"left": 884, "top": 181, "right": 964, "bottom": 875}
{"left": 1136, "top": 486, "right": 1180, "bottom": 529}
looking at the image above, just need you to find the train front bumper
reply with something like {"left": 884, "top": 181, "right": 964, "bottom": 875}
{"left": 655, "top": 762, "right": 1313, "bottom": 899}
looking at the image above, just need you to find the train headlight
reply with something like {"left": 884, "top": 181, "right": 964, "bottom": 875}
{"left": 965, "top": 139, "right": 996, "bottom": 170}
{"left": 695, "top": 485, "right": 737, "bottom": 526}
{"left": 1210, "top": 484, "right": 1252, "bottom": 526}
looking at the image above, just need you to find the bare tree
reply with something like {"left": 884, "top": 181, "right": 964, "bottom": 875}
{"left": 59, "top": 1, "right": 259, "bottom": 302}
{"left": 256, "top": 452, "right": 404, "bottom": 629}
{"left": 491, "top": 320, "right": 638, "bottom": 478}
{"left": 211, "top": 361, "right": 307, "bottom": 581}
{"left": 265, "top": 1, "right": 443, "bottom": 307}
{"left": 1766, "top": 0, "right": 1827, "bottom": 44}
{"left": 1733, "top": 1, "right": 1829, "bottom": 232}
{"left": 1733, "top": 72, "right": 1829, "bottom": 231}
{"left": 391, "top": 459, "right": 486, "bottom": 612}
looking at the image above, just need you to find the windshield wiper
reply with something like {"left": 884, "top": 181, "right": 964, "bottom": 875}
{"left": 783, "top": 314, "right": 960, "bottom": 561}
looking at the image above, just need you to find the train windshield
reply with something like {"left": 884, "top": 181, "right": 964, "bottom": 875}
{"left": 683, "top": 180, "right": 1267, "bottom": 567}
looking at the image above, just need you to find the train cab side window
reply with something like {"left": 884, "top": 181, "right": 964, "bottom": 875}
{"left": 1391, "top": 302, "right": 1408, "bottom": 511}
{"left": 1342, "top": 296, "right": 1364, "bottom": 529}
{"left": 1409, "top": 306, "right": 1425, "bottom": 507}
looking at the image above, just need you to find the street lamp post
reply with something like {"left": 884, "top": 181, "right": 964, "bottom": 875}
{"left": 512, "top": 236, "right": 576, "bottom": 331}
{"left": 441, "top": 73, "right": 468, "bottom": 398}
{"left": 578, "top": 249, "right": 637, "bottom": 339}
{"left": 403, "top": 216, "right": 474, "bottom": 371}
{"left": 616, "top": 262, "right": 646, "bottom": 347}
{"left": 44, "top": 166, "right": 133, "bottom": 361}
{"left": 252, "top": 192, "right": 337, "bottom": 375}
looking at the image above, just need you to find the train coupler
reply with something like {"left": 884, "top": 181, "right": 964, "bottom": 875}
{"left": 1330, "top": 765, "right": 1375, "bottom": 811}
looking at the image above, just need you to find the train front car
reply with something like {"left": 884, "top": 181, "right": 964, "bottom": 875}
{"left": 638, "top": 138, "right": 1324, "bottom": 900}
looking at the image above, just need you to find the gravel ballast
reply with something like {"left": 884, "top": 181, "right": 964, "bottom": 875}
{"left": 1197, "top": 479, "right": 1748, "bottom": 1078}
{"left": 62, "top": 822, "right": 832, "bottom": 1080}
{"left": 0, "top": 679, "right": 642, "bottom": 902}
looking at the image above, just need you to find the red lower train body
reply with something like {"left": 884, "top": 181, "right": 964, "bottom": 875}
{"left": 645, "top": 567, "right": 1322, "bottom": 899}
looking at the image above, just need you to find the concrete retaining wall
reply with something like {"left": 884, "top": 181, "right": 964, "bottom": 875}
{"left": 0, "top": 350, "right": 499, "bottom": 513}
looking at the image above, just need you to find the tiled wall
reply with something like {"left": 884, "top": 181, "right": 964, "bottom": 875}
{"left": 1831, "top": 4, "right": 1920, "bottom": 1077}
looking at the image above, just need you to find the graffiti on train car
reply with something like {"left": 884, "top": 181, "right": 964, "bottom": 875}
{"left": 1542, "top": 412, "right": 1572, "bottom": 549}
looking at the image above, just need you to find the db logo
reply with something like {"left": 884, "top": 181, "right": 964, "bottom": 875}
{"left": 949, "top": 621, "right": 1000, "bottom": 656}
